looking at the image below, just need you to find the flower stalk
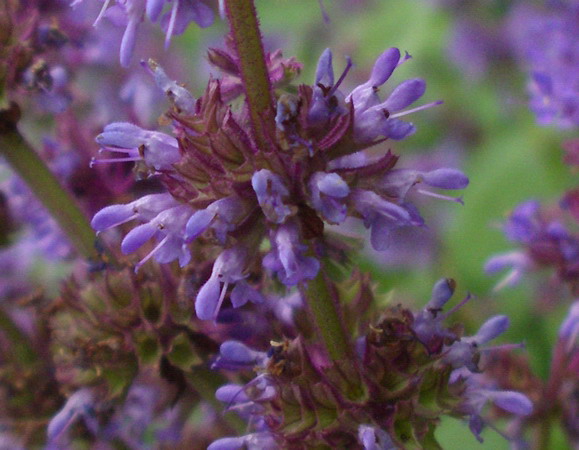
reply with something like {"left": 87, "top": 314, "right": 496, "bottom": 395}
{"left": 223, "top": 0, "right": 275, "bottom": 151}
{"left": 303, "top": 269, "right": 352, "bottom": 362}
{"left": 0, "top": 103, "right": 99, "bottom": 261}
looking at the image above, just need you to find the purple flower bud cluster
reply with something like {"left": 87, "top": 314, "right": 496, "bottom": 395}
{"left": 207, "top": 279, "right": 532, "bottom": 447}
{"left": 91, "top": 47, "right": 468, "bottom": 322}
{"left": 485, "top": 199, "right": 579, "bottom": 294}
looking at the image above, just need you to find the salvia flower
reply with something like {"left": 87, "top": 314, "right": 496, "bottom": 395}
{"left": 91, "top": 0, "right": 215, "bottom": 66}
{"left": 90, "top": 48, "right": 468, "bottom": 320}
{"left": 485, "top": 200, "right": 579, "bottom": 294}
{"left": 93, "top": 122, "right": 180, "bottom": 170}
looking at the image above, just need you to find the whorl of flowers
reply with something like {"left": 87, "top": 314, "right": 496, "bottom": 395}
{"left": 208, "top": 279, "right": 532, "bottom": 448}
{"left": 485, "top": 199, "right": 579, "bottom": 295}
{"left": 91, "top": 45, "right": 468, "bottom": 321}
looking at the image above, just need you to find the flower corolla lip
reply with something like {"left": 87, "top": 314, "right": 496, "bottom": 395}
{"left": 195, "top": 247, "right": 257, "bottom": 320}
{"left": 96, "top": 122, "right": 180, "bottom": 170}
{"left": 489, "top": 390, "right": 533, "bottom": 416}
{"left": 91, "top": 193, "right": 179, "bottom": 231}
{"left": 252, "top": 169, "right": 292, "bottom": 224}
{"left": 426, "top": 278, "right": 456, "bottom": 311}
{"left": 215, "top": 384, "right": 251, "bottom": 403}
{"left": 263, "top": 223, "right": 320, "bottom": 286}
{"left": 47, "top": 389, "right": 96, "bottom": 441}
{"left": 309, "top": 172, "right": 350, "bottom": 223}
{"left": 469, "top": 315, "right": 510, "bottom": 345}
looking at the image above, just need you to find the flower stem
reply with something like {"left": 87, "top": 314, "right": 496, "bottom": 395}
{"left": 303, "top": 270, "right": 351, "bottom": 362}
{"left": 223, "top": 0, "right": 275, "bottom": 151}
{"left": 0, "top": 103, "right": 99, "bottom": 261}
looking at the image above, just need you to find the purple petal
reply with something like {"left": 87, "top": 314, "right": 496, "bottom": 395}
{"left": 383, "top": 119, "right": 416, "bottom": 140}
{"left": 91, "top": 204, "right": 135, "bottom": 231}
{"left": 121, "top": 223, "right": 157, "bottom": 254}
{"left": 427, "top": 278, "right": 455, "bottom": 310}
{"left": 230, "top": 281, "right": 264, "bottom": 308}
{"left": 185, "top": 209, "right": 216, "bottom": 240}
{"left": 215, "top": 384, "right": 250, "bottom": 403}
{"left": 491, "top": 391, "right": 533, "bottom": 416}
{"left": 97, "top": 122, "right": 146, "bottom": 148}
{"left": 423, "top": 169, "right": 469, "bottom": 190}
{"left": 382, "top": 78, "right": 426, "bottom": 112}
{"left": 315, "top": 48, "right": 334, "bottom": 86}
{"left": 195, "top": 278, "right": 221, "bottom": 320}
{"left": 207, "top": 437, "right": 244, "bottom": 450}
{"left": 120, "top": 19, "right": 139, "bottom": 67}
{"left": 316, "top": 172, "right": 349, "bottom": 198}
{"left": 369, "top": 47, "right": 401, "bottom": 86}
{"left": 146, "top": 0, "right": 165, "bottom": 21}
{"left": 473, "top": 315, "right": 510, "bottom": 344}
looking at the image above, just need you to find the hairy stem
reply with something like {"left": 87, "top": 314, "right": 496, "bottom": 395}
{"left": 224, "top": 0, "right": 275, "bottom": 151}
{"left": 303, "top": 270, "right": 352, "bottom": 362}
{"left": 0, "top": 104, "right": 98, "bottom": 261}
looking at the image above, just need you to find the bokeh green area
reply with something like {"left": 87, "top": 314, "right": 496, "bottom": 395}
{"left": 181, "top": 1, "right": 575, "bottom": 447}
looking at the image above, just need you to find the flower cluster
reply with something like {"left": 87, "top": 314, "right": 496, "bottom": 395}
{"left": 208, "top": 279, "right": 532, "bottom": 448}
{"left": 92, "top": 46, "right": 468, "bottom": 321}
{"left": 485, "top": 199, "right": 579, "bottom": 295}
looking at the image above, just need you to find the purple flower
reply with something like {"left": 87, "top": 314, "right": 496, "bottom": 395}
{"left": 308, "top": 171, "right": 350, "bottom": 224}
{"left": 93, "top": 122, "right": 180, "bottom": 170}
{"left": 142, "top": 59, "right": 196, "bottom": 113}
{"left": 185, "top": 196, "right": 247, "bottom": 244}
{"left": 444, "top": 315, "right": 510, "bottom": 370}
{"left": 346, "top": 48, "right": 441, "bottom": 142}
{"left": 351, "top": 189, "right": 414, "bottom": 251}
{"left": 91, "top": 193, "right": 194, "bottom": 270}
{"left": 211, "top": 340, "right": 268, "bottom": 371}
{"left": 485, "top": 200, "right": 579, "bottom": 291}
{"left": 195, "top": 247, "right": 263, "bottom": 320}
{"left": 307, "top": 48, "right": 351, "bottom": 125}
{"left": 47, "top": 389, "right": 98, "bottom": 443}
{"left": 263, "top": 222, "right": 320, "bottom": 285}
{"left": 252, "top": 169, "right": 293, "bottom": 224}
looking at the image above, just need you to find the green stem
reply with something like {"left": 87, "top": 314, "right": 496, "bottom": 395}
{"left": 0, "top": 104, "right": 98, "bottom": 260}
{"left": 303, "top": 271, "right": 351, "bottom": 361}
{"left": 224, "top": 0, "right": 275, "bottom": 151}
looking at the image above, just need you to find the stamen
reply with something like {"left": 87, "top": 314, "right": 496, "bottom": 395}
{"left": 440, "top": 293, "right": 473, "bottom": 320}
{"left": 93, "top": 0, "right": 112, "bottom": 27}
{"left": 416, "top": 189, "right": 464, "bottom": 205}
{"left": 164, "top": 0, "right": 180, "bottom": 49}
{"left": 328, "top": 56, "right": 353, "bottom": 98}
{"left": 213, "top": 281, "right": 230, "bottom": 322}
{"left": 389, "top": 100, "right": 443, "bottom": 119}
{"left": 134, "top": 235, "right": 169, "bottom": 273}
{"left": 481, "top": 342, "right": 525, "bottom": 353}
{"left": 99, "top": 147, "right": 138, "bottom": 155}
{"left": 90, "top": 156, "right": 141, "bottom": 167}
